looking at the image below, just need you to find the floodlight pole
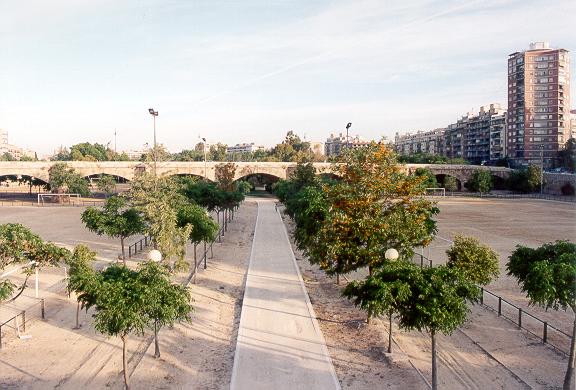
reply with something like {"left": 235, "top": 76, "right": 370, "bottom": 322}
{"left": 539, "top": 144, "right": 544, "bottom": 195}
{"left": 201, "top": 137, "right": 207, "bottom": 180}
{"left": 148, "top": 108, "right": 159, "bottom": 176}
{"left": 346, "top": 122, "right": 352, "bottom": 150}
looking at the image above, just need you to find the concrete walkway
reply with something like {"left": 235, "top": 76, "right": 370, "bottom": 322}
{"left": 230, "top": 200, "right": 340, "bottom": 390}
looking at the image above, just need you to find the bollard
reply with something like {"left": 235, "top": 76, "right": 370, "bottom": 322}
{"left": 498, "top": 297, "right": 502, "bottom": 316}
{"left": 480, "top": 287, "right": 484, "bottom": 305}
{"left": 543, "top": 322, "right": 548, "bottom": 343}
{"left": 41, "top": 299, "right": 45, "bottom": 320}
{"left": 22, "top": 311, "right": 26, "bottom": 332}
{"left": 518, "top": 308, "right": 522, "bottom": 329}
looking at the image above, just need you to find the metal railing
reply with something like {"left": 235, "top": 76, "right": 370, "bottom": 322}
{"left": 128, "top": 236, "right": 153, "bottom": 258}
{"left": 480, "top": 288, "right": 570, "bottom": 355}
{"left": 443, "top": 191, "right": 576, "bottom": 203}
{"left": 411, "top": 251, "right": 570, "bottom": 356}
{"left": 0, "top": 298, "right": 45, "bottom": 349}
{"left": 0, "top": 199, "right": 105, "bottom": 207}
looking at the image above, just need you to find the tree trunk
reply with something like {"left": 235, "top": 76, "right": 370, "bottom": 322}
{"left": 431, "top": 330, "right": 437, "bottom": 390}
{"left": 563, "top": 310, "right": 576, "bottom": 390}
{"left": 74, "top": 301, "right": 80, "bottom": 329}
{"left": 121, "top": 236, "right": 126, "bottom": 265}
{"left": 122, "top": 335, "right": 130, "bottom": 390}
{"left": 336, "top": 273, "right": 340, "bottom": 285}
{"left": 154, "top": 320, "right": 160, "bottom": 358}
{"left": 388, "top": 312, "right": 393, "bottom": 354}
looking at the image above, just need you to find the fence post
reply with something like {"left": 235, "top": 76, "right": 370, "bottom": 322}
{"left": 518, "top": 308, "right": 522, "bottom": 328}
{"left": 498, "top": 297, "right": 502, "bottom": 316}
{"left": 204, "top": 241, "right": 207, "bottom": 269}
{"left": 543, "top": 322, "right": 548, "bottom": 343}
{"left": 41, "top": 299, "right": 45, "bottom": 319}
{"left": 480, "top": 287, "right": 483, "bottom": 305}
{"left": 129, "top": 247, "right": 132, "bottom": 257}
{"left": 22, "top": 311, "right": 26, "bottom": 332}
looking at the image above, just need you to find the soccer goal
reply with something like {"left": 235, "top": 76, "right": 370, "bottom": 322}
{"left": 425, "top": 188, "right": 446, "bottom": 197}
{"left": 37, "top": 193, "right": 80, "bottom": 205}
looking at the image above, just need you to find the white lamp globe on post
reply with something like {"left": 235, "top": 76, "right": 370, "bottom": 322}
{"left": 385, "top": 248, "right": 399, "bottom": 261}
{"left": 148, "top": 249, "right": 162, "bottom": 262}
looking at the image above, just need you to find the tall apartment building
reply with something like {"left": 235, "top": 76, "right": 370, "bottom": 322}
{"left": 507, "top": 42, "right": 571, "bottom": 168}
{"left": 442, "top": 104, "right": 506, "bottom": 164}
{"left": 570, "top": 109, "right": 576, "bottom": 139}
{"left": 394, "top": 128, "right": 445, "bottom": 156}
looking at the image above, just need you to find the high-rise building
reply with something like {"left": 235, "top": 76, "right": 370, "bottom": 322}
{"left": 570, "top": 109, "right": 576, "bottom": 139}
{"left": 507, "top": 42, "right": 571, "bottom": 168}
{"left": 443, "top": 104, "right": 506, "bottom": 164}
{"left": 394, "top": 128, "right": 445, "bottom": 156}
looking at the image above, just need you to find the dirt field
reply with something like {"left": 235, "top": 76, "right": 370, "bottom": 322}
{"left": 281, "top": 198, "right": 574, "bottom": 389}
{"left": 0, "top": 197, "right": 574, "bottom": 389}
{"left": 0, "top": 202, "right": 256, "bottom": 390}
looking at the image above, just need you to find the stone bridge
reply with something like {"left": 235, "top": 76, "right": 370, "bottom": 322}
{"left": 0, "top": 161, "right": 513, "bottom": 186}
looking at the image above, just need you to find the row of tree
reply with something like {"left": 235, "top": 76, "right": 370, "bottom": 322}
{"left": 274, "top": 144, "right": 575, "bottom": 389}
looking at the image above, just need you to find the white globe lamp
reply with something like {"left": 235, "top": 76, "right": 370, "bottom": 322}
{"left": 385, "top": 248, "right": 399, "bottom": 261}
{"left": 148, "top": 249, "right": 162, "bottom": 262}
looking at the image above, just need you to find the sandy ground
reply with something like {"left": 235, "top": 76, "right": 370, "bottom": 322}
{"left": 280, "top": 198, "right": 573, "bottom": 390}
{"left": 0, "top": 202, "right": 256, "bottom": 390}
{"left": 1, "top": 197, "right": 574, "bottom": 389}
{"left": 431, "top": 198, "right": 576, "bottom": 342}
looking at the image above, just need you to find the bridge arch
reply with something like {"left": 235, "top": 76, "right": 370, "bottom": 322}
{"left": 84, "top": 173, "right": 130, "bottom": 183}
{"left": 434, "top": 174, "right": 463, "bottom": 191}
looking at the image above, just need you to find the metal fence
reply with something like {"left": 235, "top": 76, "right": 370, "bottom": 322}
{"left": 480, "top": 288, "right": 570, "bottom": 355}
{"left": 0, "top": 199, "right": 105, "bottom": 207}
{"left": 441, "top": 192, "right": 576, "bottom": 203}
{"left": 411, "top": 252, "right": 570, "bottom": 356}
{"left": 128, "top": 236, "right": 153, "bottom": 258}
{"left": 0, "top": 298, "right": 45, "bottom": 349}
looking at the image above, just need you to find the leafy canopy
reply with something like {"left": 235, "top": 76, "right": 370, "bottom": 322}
{"left": 507, "top": 240, "right": 576, "bottom": 311}
{"left": 446, "top": 235, "right": 500, "bottom": 286}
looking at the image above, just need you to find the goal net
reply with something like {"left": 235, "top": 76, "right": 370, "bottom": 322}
{"left": 37, "top": 193, "right": 80, "bottom": 205}
{"left": 425, "top": 188, "right": 446, "bottom": 197}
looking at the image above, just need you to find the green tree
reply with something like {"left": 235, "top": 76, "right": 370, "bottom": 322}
{"left": 128, "top": 172, "right": 191, "bottom": 270}
{"left": 138, "top": 261, "right": 192, "bottom": 358}
{"left": 343, "top": 260, "right": 412, "bottom": 353}
{"left": 96, "top": 174, "right": 117, "bottom": 197}
{"left": 526, "top": 163, "right": 542, "bottom": 192}
{"left": 48, "top": 162, "right": 90, "bottom": 197}
{"left": 414, "top": 167, "right": 439, "bottom": 188}
{"left": 81, "top": 196, "right": 145, "bottom": 264}
{"left": 91, "top": 265, "right": 147, "bottom": 390}
{"left": 507, "top": 241, "right": 576, "bottom": 390}
{"left": 308, "top": 143, "right": 438, "bottom": 278}
{"left": 0, "top": 224, "right": 70, "bottom": 302}
{"left": 66, "top": 245, "right": 98, "bottom": 329}
{"left": 443, "top": 176, "right": 459, "bottom": 192}
{"left": 209, "top": 143, "right": 228, "bottom": 161}
{"left": 465, "top": 169, "right": 492, "bottom": 193}
{"left": 446, "top": 235, "right": 499, "bottom": 285}
{"left": 557, "top": 139, "right": 576, "bottom": 173}
{"left": 395, "top": 264, "right": 480, "bottom": 390}
{"left": 177, "top": 203, "right": 219, "bottom": 267}
{"left": 1, "top": 152, "right": 16, "bottom": 161}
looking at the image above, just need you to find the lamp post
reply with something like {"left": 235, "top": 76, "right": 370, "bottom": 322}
{"left": 384, "top": 247, "right": 399, "bottom": 354}
{"left": 539, "top": 144, "right": 544, "bottom": 195}
{"left": 148, "top": 108, "right": 159, "bottom": 175}
{"left": 201, "top": 137, "right": 207, "bottom": 180}
{"left": 346, "top": 122, "right": 352, "bottom": 150}
{"left": 148, "top": 249, "right": 162, "bottom": 262}
{"left": 385, "top": 248, "right": 399, "bottom": 261}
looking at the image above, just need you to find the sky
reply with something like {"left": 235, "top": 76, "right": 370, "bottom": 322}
{"left": 1, "top": 0, "right": 575, "bottom": 156}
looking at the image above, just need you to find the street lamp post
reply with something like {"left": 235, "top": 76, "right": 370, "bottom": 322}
{"left": 346, "top": 122, "right": 352, "bottom": 150}
{"left": 201, "top": 137, "right": 207, "bottom": 180}
{"left": 148, "top": 108, "right": 159, "bottom": 175}
{"left": 384, "top": 247, "right": 399, "bottom": 354}
{"left": 539, "top": 144, "right": 544, "bottom": 195}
